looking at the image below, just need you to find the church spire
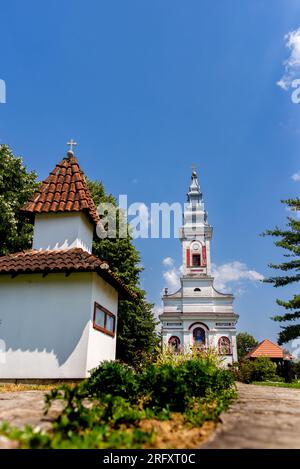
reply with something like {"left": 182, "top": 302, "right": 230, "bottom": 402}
{"left": 180, "top": 167, "right": 212, "bottom": 276}
{"left": 187, "top": 168, "right": 202, "bottom": 204}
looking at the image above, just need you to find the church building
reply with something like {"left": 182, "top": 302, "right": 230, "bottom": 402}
{"left": 160, "top": 170, "right": 238, "bottom": 365}
{"left": 0, "top": 145, "right": 135, "bottom": 380}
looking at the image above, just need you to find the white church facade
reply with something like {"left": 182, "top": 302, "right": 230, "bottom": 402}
{"left": 160, "top": 170, "right": 238, "bottom": 365}
{"left": 0, "top": 147, "right": 134, "bottom": 380}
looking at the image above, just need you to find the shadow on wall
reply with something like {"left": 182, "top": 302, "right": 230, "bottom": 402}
{"left": 0, "top": 319, "right": 90, "bottom": 367}
{"left": 0, "top": 274, "right": 92, "bottom": 367}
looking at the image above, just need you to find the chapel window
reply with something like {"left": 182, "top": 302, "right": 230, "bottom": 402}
{"left": 93, "top": 303, "right": 116, "bottom": 337}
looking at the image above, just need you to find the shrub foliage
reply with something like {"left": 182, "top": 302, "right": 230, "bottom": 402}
{"left": 237, "top": 357, "right": 278, "bottom": 384}
{"left": 1, "top": 353, "right": 236, "bottom": 449}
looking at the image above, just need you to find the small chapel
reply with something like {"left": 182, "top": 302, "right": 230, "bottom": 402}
{"left": 0, "top": 145, "right": 134, "bottom": 380}
{"left": 160, "top": 170, "right": 238, "bottom": 365}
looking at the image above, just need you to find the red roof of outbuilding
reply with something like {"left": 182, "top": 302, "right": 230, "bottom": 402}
{"left": 21, "top": 154, "right": 100, "bottom": 225}
{"left": 0, "top": 248, "right": 136, "bottom": 299}
{"left": 246, "top": 339, "right": 284, "bottom": 359}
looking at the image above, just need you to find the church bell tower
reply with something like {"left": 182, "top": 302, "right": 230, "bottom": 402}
{"left": 180, "top": 169, "right": 212, "bottom": 277}
{"left": 159, "top": 167, "right": 238, "bottom": 364}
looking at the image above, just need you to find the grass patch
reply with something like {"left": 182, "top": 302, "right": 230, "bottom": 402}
{"left": 252, "top": 381, "right": 300, "bottom": 389}
{"left": 0, "top": 383, "right": 77, "bottom": 393}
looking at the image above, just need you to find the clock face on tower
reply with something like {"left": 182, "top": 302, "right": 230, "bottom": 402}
{"left": 191, "top": 242, "right": 200, "bottom": 251}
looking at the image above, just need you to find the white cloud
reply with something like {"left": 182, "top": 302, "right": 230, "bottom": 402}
{"left": 163, "top": 268, "right": 181, "bottom": 291}
{"left": 277, "top": 27, "right": 300, "bottom": 90}
{"left": 161, "top": 257, "right": 263, "bottom": 296}
{"left": 152, "top": 305, "right": 163, "bottom": 319}
{"left": 212, "top": 261, "right": 264, "bottom": 293}
{"left": 162, "top": 257, "right": 174, "bottom": 267}
{"left": 292, "top": 171, "right": 300, "bottom": 181}
{"left": 162, "top": 257, "right": 182, "bottom": 291}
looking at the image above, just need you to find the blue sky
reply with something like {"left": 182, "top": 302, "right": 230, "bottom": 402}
{"left": 1, "top": 0, "right": 300, "bottom": 345}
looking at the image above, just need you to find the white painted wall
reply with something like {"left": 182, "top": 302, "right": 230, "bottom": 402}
{"left": 0, "top": 271, "right": 119, "bottom": 379}
{"left": 32, "top": 212, "right": 94, "bottom": 252}
{"left": 85, "top": 274, "right": 118, "bottom": 374}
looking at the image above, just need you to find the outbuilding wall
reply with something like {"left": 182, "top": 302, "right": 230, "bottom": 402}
{"left": 0, "top": 273, "right": 93, "bottom": 378}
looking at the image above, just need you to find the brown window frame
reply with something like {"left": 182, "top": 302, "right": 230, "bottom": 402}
{"left": 93, "top": 302, "right": 116, "bottom": 337}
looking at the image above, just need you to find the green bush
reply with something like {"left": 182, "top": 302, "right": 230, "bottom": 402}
{"left": 238, "top": 357, "right": 278, "bottom": 383}
{"left": 140, "top": 358, "right": 235, "bottom": 412}
{"left": 85, "top": 361, "right": 140, "bottom": 404}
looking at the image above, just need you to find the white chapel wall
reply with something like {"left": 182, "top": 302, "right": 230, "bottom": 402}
{"left": 0, "top": 273, "right": 93, "bottom": 379}
{"left": 85, "top": 274, "right": 119, "bottom": 374}
{"left": 33, "top": 212, "right": 93, "bottom": 252}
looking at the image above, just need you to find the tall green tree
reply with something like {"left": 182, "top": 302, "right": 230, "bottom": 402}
{"left": 236, "top": 332, "right": 258, "bottom": 361}
{"left": 87, "top": 179, "right": 159, "bottom": 365}
{"left": 263, "top": 198, "right": 300, "bottom": 344}
{"left": 0, "top": 145, "right": 38, "bottom": 256}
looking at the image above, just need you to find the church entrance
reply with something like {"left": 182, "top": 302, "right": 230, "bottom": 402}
{"left": 193, "top": 327, "right": 206, "bottom": 347}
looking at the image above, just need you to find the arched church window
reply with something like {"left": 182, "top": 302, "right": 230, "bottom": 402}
{"left": 168, "top": 336, "right": 180, "bottom": 353}
{"left": 194, "top": 287, "right": 201, "bottom": 292}
{"left": 193, "top": 327, "right": 206, "bottom": 347}
{"left": 218, "top": 336, "right": 231, "bottom": 355}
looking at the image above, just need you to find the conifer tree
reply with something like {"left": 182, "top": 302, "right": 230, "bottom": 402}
{"left": 87, "top": 179, "right": 159, "bottom": 365}
{"left": 263, "top": 198, "right": 300, "bottom": 344}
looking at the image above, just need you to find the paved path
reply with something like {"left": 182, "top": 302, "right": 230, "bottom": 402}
{"left": 202, "top": 382, "right": 300, "bottom": 449}
{"left": 0, "top": 390, "right": 62, "bottom": 448}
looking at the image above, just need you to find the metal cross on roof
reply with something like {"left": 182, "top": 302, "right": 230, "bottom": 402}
{"left": 67, "top": 139, "right": 77, "bottom": 152}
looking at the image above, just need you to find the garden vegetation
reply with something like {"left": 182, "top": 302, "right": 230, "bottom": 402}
{"left": 0, "top": 350, "right": 236, "bottom": 449}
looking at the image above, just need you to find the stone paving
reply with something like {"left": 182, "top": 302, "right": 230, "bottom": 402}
{"left": 0, "top": 390, "right": 62, "bottom": 448}
{"left": 202, "top": 382, "right": 300, "bottom": 449}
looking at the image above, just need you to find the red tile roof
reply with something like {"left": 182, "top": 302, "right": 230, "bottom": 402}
{"left": 21, "top": 154, "right": 100, "bottom": 225}
{"left": 0, "top": 248, "right": 136, "bottom": 299}
{"left": 246, "top": 339, "right": 284, "bottom": 359}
